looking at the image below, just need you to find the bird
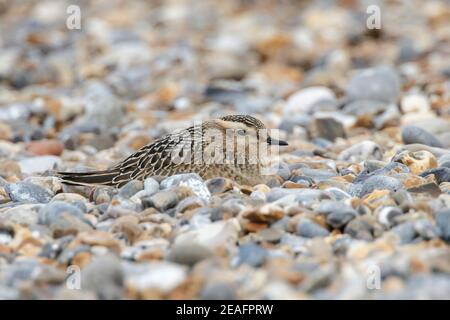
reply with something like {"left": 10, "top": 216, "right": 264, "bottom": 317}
{"left": 57, "top": 115, "right": 288, "bottom": 187}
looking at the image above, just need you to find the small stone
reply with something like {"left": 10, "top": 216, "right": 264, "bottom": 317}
{"left": 310, "top": 117, "right": 346, "bottom": 141}
{"left": 142, "top": 187, "right": 192, "bottom": 212}
{"left": 414, "top": 219, "right": 441, "bottom": 240}
{"left": 235, "top": 243, "right": 267, "bottom": 267}
{"left": 420, "top": 167, "right": 450, "bottom": 184}
{"left": 175, "top": 196, "right": 204, "bottom": 213}
{"left": 241, "top": 203, "right": 284, "bottom": 224}
{"left": 284, "top": 86, "right": 336, "bottom": 115}
{"left": 390, "top": 221, "right": 417, "bottom": 244}
{"left": 206, "top": 177, "right": 233, "bottom": 195}
{"left": 0, "top": 160, "right": 21, "bottom": 178}
{"left": 125, "top": 261, "right": 187, "bottom": 295}
{"left": 39, "top": 201, "right": 85, "bottom": 225}
{"left": 359, "top": 175, "right": 403, "bottom": 197}
{"left": 5, "top": 182, "right": 53, "bottom": 203}
{"left": 200, "top": 283, "right": 236, "bottom": 300}
{"left": 93, "top": 187, "right": 118, "bottom": 204}
{"left": 81, "top": 255, "right": 124, "bottom": 299}
{"left": 377, "top": 206, "right": 403, "bottom": 227}
{"left": 118, "top": 180, "right": 144, "bottom": 198}
{"left": 435, "top": 209, "right": 450, "bottom": 242}
{"left": 326, "top": 208, "right": 357, "bottom": 229}
{"left": 346, "top": 66, "right": 400, "bottom": 102}
{"left": 0, "top": 204, "right": 41, "bottom": 226}
{"left": 338, "top": 141, "right": 383, "bottom": 162}
{"left": 401, "top": 94, "right": 430, "bottom": 113}
{"left": 297, "top": 219, "right": 329, "bottom": 238}
{"left": 26, "top": 139, "right": 64, "bottom": 156}
{"left": 392, "top": 150, "right": 437, "bottom": 174}
{"left": 344, "top": 215, "right": 382, "bottom": 241}
{"left": 18, "top": 156, "right": 61, "bottom": 175}
{"left": 161, "top": 173, "right": 211, "bottom": 202}
{"left": 49, "top": 212, "right": 93, "bottom": 238}
{"left": 168, "top": 219, "right": 240, "bottom": 266}
{"left": 401, "top": 126, "right": 443, "bottom": 148}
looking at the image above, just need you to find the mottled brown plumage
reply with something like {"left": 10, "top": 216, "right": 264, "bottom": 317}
{"left": 57, "top": 115, "right": 288, "bottom": 187}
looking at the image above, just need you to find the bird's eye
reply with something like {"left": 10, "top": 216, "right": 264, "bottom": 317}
{"left": 237, "top": 129, "right": 246, "bottom": 136}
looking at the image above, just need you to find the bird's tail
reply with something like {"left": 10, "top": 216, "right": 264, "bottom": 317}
{"left": 57, "top": 169, "right": 122, "bottom": 187}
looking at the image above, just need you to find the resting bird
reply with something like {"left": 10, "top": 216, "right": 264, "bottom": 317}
{"left": 57, "top": 115, "right": 288, "bottom": 187}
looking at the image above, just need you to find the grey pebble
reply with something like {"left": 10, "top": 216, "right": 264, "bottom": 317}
{"left": 5, "top": 182, "right": 53, "bottom": 204}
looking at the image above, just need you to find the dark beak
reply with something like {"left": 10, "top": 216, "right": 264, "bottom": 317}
{"left": 267, "top": 136, "right": 288, "bottom": 146}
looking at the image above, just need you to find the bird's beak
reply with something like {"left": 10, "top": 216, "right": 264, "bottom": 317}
{"left": 267, "top": 136, "right": 288, "bottom": 146}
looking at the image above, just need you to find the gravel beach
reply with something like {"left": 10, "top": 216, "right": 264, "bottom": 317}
{"left": 0, "top": 0, "right": 449, "bottom": 299}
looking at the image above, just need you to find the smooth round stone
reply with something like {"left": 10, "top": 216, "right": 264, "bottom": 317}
{"left": 297, "top": 219, "right": 330, "bottom": 238}
{"left": 39, "top": 201, "right": 85, "bottom": 225}
{"left": 359, "top": 175, "right": 403, "bottom": 197}
{"left": 420, "top": 167, "right": 450, "bottom": 184}
{"left": 284, "top": 86, "right": 337, "bottom": 115}
{"left": 377, "top": 206, "right": 403, "bottom": 227}
{"left": 175, "top": 196, "right": 204, "bottom": 213}
{"left": 83, "top": 81, "right": 124, "bottom": 129}
{"left": 93, "top": 187, "right": 118, "bottom": 204}
{"left": 391, "top": 221, "right": 417, "bottom": 244}
{"left": 271, "top": 162, "right": 291, "bottom": 181}
{"left": 143, "top": 177, "right": 159, "bottom": 193}
{"left": 338, "top": 140, "right": 383, "bottom": 162}
{"left": 343, "top": 99, "right": 389, "bottom": 117}
{"left": 49, "top": 212, "right": 93, "bottom": 238}
{"left": 81, "top": 255, "right": 124, "bottom": 299}
{"left": 401, "top": 94, "right": 430, "bottom": 113}
{"left": 161, "top": 173, "right": 211, "bottom": 202}
{"left": 118, "top": 180, "right": 144, "bottom": 198}
{"left": 298, "top": 168, "right": 337, "bottom": 182}
{"left": 310, "top": 117, "right": 346, "bottom": 142}
{"left": 51, "top": 193, "right": 88, "bottom": 213}
{"left": 235, "top": 243, "right": 267, "bottom": 267}
{"left": 327, "top": 210, "right": 357, "bottom": 229}
{"left": 0, "top": 204, "right": 42, "bottom": 226}
{"left": 401, "top": 125, "right": 443, "bottom": 148}
{"left": 200, "top": 282, "right": 236, "bottom": 300}
{"left": 5, "top": 182, "right": 53, "bottom": 204}
{"left": 206, "top": 177, "right": 233, "bottom": 195}
{"left": 344, "top": 216, "right": 380, "bottom": 241}
{"left": 435, "top": 209, "right": 450, "bottom": 242}
{"left": 141, "top": 189, "right": 181, "bottom": 212}
{"left": 18, "top": 156, "right": 61, "bottom": 175}
{"left": 346, "top": 66, "right": 400, "bottom": 102}
{"left": 414, "top": 219, "right": 441, "bottom": 240}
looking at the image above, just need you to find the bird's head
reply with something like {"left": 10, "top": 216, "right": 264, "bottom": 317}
{"left": 214, "top": 114, "right": 289, "bottom": 146}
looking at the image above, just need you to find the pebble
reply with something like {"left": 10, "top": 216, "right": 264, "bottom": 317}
{"left": 338, "top": 141, "right": 383, "bottom": 162}
{"left": 26, "top": 139, "right": 64, "bottom": 156}
{"left": 358, "top": 176, "right": 403, "bottom": 197}
{"left": 168, "top": 219, "right": 240, "bottom": 266}
{"left": 160, "top": 173, "right": 211, "bottom": 202}
{"left": 235, "top": 244, "right": 267, "bottom": 267}
{"left": 346, "top": 66, "right": 401, "bottom": 103}
{"left": 310, "top": 117, "right": 346, "bottom": 142}
{"left": 297, "top": 219, "right": 330, "bottom": 238}
{"left": 39, "top": 201, "right": 85, "bottom": 226}
{"left": 435, "top": 210, "right": 450, "bottom": 242}
{"left": 401, "top": 94, "right": 430, "bottom": 114}
{"left": 401, "top": 126, "right": 443, "bottom": 148}
{"left": 81, "top": 255, "right": 124, "bottom": 299}
{"left": 18, "top": 156, "right": 61, "bottom": 175}
{"left": 5, "top": 182, "right": 53, "bottom": 204}
{"left": 284, "top": 86, "right": 336, "bottom": 115}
